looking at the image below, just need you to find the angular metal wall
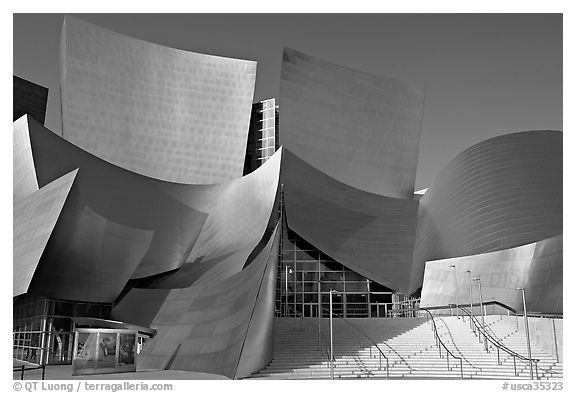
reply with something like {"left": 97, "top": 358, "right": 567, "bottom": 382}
{"left": 14, "top": 168, "right": 77, "bottom": 297}
{"left": 13, "top": 116, "right": 39, "bottom": 200}
{"left": 23, "top": 118, "right": 281, "bottom": 303}
{"left": 410, "top": 131, "right": 562, "bottom": 294}
{"left": 111, "top": 223, "right": 280, "bottom": 379}
{"left": 283, "top": 149, "right": 419, "bottom": 293}
{"left": 60, "top": 16, "right": 257, "bottom": 185}
{"left": 420, "top": 235, "right": 562, "bottom": 314}
{"left": 280, "top": 47, "right": 425, "bottom": 198}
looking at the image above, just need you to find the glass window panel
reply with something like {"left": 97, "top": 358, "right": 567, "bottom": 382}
{"left": 346, "top": 303, "right": 368, "bottom": 318}
{"left": 302, "top": 271, "right": 318, "bottom": 281}
{"left": 370, "top": 293, "right": 392, "bottom": 304}
{"left": 303, "top": 293, "right": 319, "bottom": 303}
{"left": 370, "top": 281, "right": 393, "bottom": 292}
{"left": 345, "top": 270, "right": 366, "bottom": 281}
{"left": 51, "top": 317, "right": 72, "bottom": 332}
{"left": 295, "top": 261, "right": 317, "bottom": 272}
{"left": 261, "top": 118, "right": 274, "bottom": 129}
{"left": 118, "top": 334, "right": 136, "bottom": 366}
{"left": 303, "top": 282, "right": 318, "bottom": 292}
{"left": 320, "top": 261, "right": 342, "bottom": 272}
{"left": 321, "top": 282, "right": 344, "bottom": 292}
{"left": 262, "top": 128, "right": 274, "bottom": 138}
{"left": 346, "top": 293, "right": 368, "bottom": 303}
{"left": 345, "top": 282, "right": 370, "bottom": 292}
{"left": 320, "top": 271, "right": 344, "bottom": 281}
{"left": 35, "top": 300, "right": 45, "bottom": 316}
{"left": 30, "top": 318, "right": 41, "bottom": 331}
{"left": 75, "top": 303, "right": 102, "bottom": 318}
{"left": 47, "top": 300, "right": 55, "bottom": 316}
{"left": 295, "top": 250, "right": 316, "bottom": 261}
{"left": 54, "top": 301, "right": 75, "bottom": 316}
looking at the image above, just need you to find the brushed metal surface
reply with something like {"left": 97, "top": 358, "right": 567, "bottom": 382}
{"left": 279, "top": 47, "right": 425, "bottom": 198}
{"left": 410, "top": 131, "right": 562, "bottom": 294}
{"left": 60, "top": 16, "right": 257, "bottom": 185}
{"left": 13, "top": 116, "right": 39, "bottom": 200}
{"left": 283, "top": 149, "right": 419, "bottom": 293}
{"left": 23, "top": 118, "right": 281, "bottom": 303}
{"left": 420, "top": 235, "right": 562, "bottom": 314}
{"left": 111, "top": 223, "right": 280, "bottom": 379}
{"left": 14, "top": 168, "right": 77, "bottom": 297}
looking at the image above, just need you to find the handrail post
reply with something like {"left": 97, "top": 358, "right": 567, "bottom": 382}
{"left": 460, "top": 358, "right": 463, "bottom": 379}
{"left": 20, "top": 365, "right": 25, "bottom": 380}
{"left": 514, "top": 357, "right": 517, "bottom": 376}
{"left": 497, "top": 347, "right": 500, "bottom": 365}
{"left": 387, "top": 358, "right": 389, "bottom": 379}
{"left": 447, "top": 348, "right": 449, "bottom": 370}
{"left": 42, "top": 364, "right": 46, "bottom": 380}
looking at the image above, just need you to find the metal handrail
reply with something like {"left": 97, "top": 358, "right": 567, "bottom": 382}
{"left": 284, "top": 305, "right": 334, "bottom": 378}
{"left": 12, "top": 364, "right": 46, "bottom": 380}
{"left": 457, "top": 305, "right": 541, "bottom": 379}
{"left": 319, "top": 306, "right": 391, "bottom": 378}
{"left": 419, "top": 307, "right": 464, "bottom": 379}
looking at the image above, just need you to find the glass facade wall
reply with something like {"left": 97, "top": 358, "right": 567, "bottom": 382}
{"left": 257, "top": 98, "right": 278, "bottom": 163}
{"left": 277, "top": 225, "right": 417, "bottom": 318}
{"left": 13, "top": 294, "right": 111, "bottom": 365}
{"left": 243, "top": 98, "right": 279, "bottom": 175}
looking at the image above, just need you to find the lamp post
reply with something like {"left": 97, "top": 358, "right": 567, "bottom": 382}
{"left": 516, "top": 287, "right": 533, "bottom": 380}
{"left": 450, "top": 265, "right": 458, "bottom": 317}
{"left": 466, "top": 270, "right": 473, "bottom": 330}
{"left": 473, "top": 277, "right": 487, "bottom": 351}
{"left": 285, "top": 265, "right": 292, "bottom": 316}
{"left": 329, "top": 289, "right": 337, "bottom": 380}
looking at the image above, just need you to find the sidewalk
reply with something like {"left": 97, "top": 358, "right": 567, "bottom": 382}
{"left": 12, "top": 362, "right": 229, "bottom": 380}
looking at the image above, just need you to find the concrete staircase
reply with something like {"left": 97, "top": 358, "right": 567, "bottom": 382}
{"left": 246, "top": 315, "right": 562, "bottom": 379}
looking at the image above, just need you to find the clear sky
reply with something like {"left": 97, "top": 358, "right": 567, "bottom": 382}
{"left": 13, "top": 13, "right": 562, "bottom": 190}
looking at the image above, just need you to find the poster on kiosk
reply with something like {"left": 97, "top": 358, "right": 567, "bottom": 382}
{"left": 72, "top": 328, "right": 137, "bottom": 376}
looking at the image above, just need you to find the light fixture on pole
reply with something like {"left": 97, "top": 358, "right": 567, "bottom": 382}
{"left": 450, "top": 265, "right": 458, "bottom": 317}
{"left": 473, "top": 277, "right": 487, "bottom": 351}
{"left": 285, "top": 265, "right": 292, "bottom": 316}
{"left": 466, "top": 270, "right": 473, "bottom": 330}
{"left": 516, "top": 287, "right": 533, "bottom": 380}
{"left": 329, "top": 289, "right": 337, "bottom": 380}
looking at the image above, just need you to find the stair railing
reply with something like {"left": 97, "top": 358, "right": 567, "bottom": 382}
{"left": 284, "top": 305, "right": 334, "bottom": 379}
{"left": 457, "top": 305, "right": 541, "bottom": 379}
{"left": 319, "top": 306, "right": 390, "bottom": 379}
{"left": 419, "top": 307, "right": 464, "bottom": 379}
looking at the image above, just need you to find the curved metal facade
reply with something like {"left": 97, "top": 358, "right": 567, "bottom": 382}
{"left": 420, "top": 235, "right": 562, "bottom": 314}
{"left": 283, "top": 149, "right": 419, "bottom": 293}
{"left": 60, "top": 16, "right": 257, "bottom": 185}
{"left": 279, "top": 47, "right": 425, "bottom": 198}
{"left": 410, "top": 131, "right": 562, "bottom": 294}
{"left": 22, "top": 117, "right": 281, "bottom": 303}
{"left": 111, "top": 223, "right": 280, "bottom": 379}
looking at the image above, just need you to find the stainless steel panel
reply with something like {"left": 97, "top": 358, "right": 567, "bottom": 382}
{"left": 420, "top": 235, "right": 562, "bottom": 314}
{"left": 60, "top": 16, "right": 257, "bottom": 185}
{"left": 411, "top": 131, "right": 562, "bottom": 293}
{"left": 24, "top": 118, "right": 281, "bottom": 303}
{"left": 111, "top": 223, "right": 280, "bottom": 379}
{"left": 283, "top": 149, "right": 419, "bottom": 293}
{"left": 280, "top": 47, "right": 425, "bottom": 198}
